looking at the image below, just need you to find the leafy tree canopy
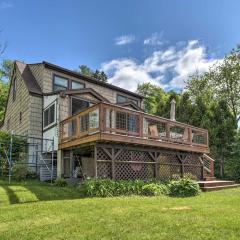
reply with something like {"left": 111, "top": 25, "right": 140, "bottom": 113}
{"left": 0, "top": 59, "right": 13, "bottom": 121}
{"left": 78, "top": 65, "right": 108, "bottom": 82}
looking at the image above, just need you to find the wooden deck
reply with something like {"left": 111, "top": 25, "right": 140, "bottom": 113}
{"left": 59, "top": 102, "right": 209, "bottom": 154}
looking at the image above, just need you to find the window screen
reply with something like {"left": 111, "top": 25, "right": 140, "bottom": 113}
{"left": 72, "top": 81, "right": 84, "bottom": 89}
{"left": 53, "top": 75, "right": 68, "bottom": 91}
{"left": 44, "top": 103, "right": 55, "bottom": 128}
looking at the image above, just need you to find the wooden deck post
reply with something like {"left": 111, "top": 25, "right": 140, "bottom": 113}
{"left": 188, "top": 127, "right": 192, "bottom": 144}
{"left": 155, "top": 152, "right": 160, "bottom": 180}
{"left": 94, "top": 145, "right": 98, "bottom": 178}
{"left": 57, "top": 149, "right": 63, "bottom": 178}
{"left": 111, "top": 147, "right": 116, "bottom": 180}
{"left": 69, "top": 150, "right": 74, "bottom": 178}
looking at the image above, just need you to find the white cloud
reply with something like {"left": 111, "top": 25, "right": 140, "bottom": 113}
{"left": 144, "top": 32, "right": 164, "bottom": 46}
{"left": 0, "top": 1, "right": 13, "bottom": 9}
{"left": 115, "top": 35, "right": 135, "bottom": 45}
{"left": 102, "top": 40, "right": 222, "bottom": 91}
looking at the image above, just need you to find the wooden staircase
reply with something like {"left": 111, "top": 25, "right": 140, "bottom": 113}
{"left": 199, "top": 154, "right": 240, "bottom": 191}
{"left": 199, "top": 180, "right": 240, "bottom": 192}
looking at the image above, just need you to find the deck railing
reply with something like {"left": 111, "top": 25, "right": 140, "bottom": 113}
{"left": 60, "top": 102, "right": 209, "bottom": 149}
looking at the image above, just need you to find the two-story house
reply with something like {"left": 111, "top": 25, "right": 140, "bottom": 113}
{"left": 1, "top": 60, "right": 214, "bottom": 181}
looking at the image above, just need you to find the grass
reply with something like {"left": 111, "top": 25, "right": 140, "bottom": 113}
{"left": 1, "top": 179, "right": 240, "bottom": 240}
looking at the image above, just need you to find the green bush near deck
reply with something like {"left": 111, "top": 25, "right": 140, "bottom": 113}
{"left": 168, "top": 178, "right": 201, "bottom": 197}
{"left": 80, "top": 178, "right": 199, "bottom": 197}
{"left": 12, "top": 161, "right": 28, "bottom": 181}
{"left": 54, "top": 178, "right": 68, "bottom": 187}
{"left": 80, "top": 179, "right": 169, "bottom": 197}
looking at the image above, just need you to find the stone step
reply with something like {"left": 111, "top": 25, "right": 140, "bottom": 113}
{"left": 198, "top": 180, "right": 235, "bottom": 188}
{"left": 204, "top": 176, "right": 216, "bottom": 181}
{"left": 201, "top": 184, "right": 240, "bottom": 192}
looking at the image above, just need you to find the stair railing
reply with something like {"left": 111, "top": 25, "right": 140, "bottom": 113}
{"left": 202, "top": 154, "right": 215, "bottom": 177}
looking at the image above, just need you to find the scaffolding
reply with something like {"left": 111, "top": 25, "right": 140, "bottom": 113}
{"left": 0, "top": 133, "right": 56, "bottom": 184}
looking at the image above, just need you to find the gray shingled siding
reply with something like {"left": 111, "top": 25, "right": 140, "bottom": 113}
{"left": 58, "top": 95, "right": 69, "bottom": 121}
{"left": 29, "top": 96, "right": 42, "bottom": 138}
{"left": 1, "top": 69, "right": 30, "bottom": 136}
{"left": 28, "top": 64, "right": 44, "bottom": 91}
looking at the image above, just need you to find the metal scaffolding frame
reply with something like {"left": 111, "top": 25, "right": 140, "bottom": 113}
{"left": 0, "top": 132, "right": 55, "bottom": 184}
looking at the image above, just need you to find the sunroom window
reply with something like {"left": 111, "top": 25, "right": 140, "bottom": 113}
{"left": 53, "top": 75, "right": 68, "bottom": 91}
{"left": 117, "top": 94, "right": 127, "bottom": 103}
{"left": 43, "top": 103, "right": 56, "bottom": 128}
{"left": 72, "top": 81, "right": 84, "bottom": 89}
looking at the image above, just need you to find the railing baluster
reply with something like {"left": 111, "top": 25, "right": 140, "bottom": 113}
{"left": 188, "top": 127, "right": 192, "bottom": 144}
{"left": 166, "top": 122, "right": 170, "bottom": 140}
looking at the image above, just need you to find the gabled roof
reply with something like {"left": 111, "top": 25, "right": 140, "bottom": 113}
{"left": 42, "top": 61, "right": 144, "bottom": 100}
{"left": 0, "top": 61, "right": 42, "bottom": 128}
{"left": 16, "top": 61, "right": 42, "bottom": 96}
{"left": 59, "top": 88, "right": 110, "bottom": 103}
{"left": 117, "top": 101, "right": 145, "bottom": 112}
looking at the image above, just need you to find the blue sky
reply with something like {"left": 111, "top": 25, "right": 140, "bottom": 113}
{"left": 0, "top": 0, "right": 240, "bottom": 91}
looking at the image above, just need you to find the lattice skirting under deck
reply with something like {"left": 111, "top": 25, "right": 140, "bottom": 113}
{"left": 95, "top": 144, "right": 204, "bottom": 181}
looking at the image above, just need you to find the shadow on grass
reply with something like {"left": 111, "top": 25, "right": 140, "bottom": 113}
{"left": 2, "top": 185, "right": 20, "bottom": 204}
{"left": 0, "top": 179, "right": 82, "bottom": 205}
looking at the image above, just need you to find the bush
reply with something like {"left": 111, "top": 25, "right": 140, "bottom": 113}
{"left": 115, "top": 180, "right": 145, "bottom": 196}
{"left": 142, "top": 183, "right": 168, "bottom": 196}
{"left": 12, "top": 162, "right": 28, "bottom": 181}
{"left": 168, "top": 177, "right": 201, "bottom": 197}
{"left": 54, "top": 178, "right": 68, "bottom": 187}
{"left": 26, "top": 171, "right": 38, "bottom": 179}
{"left": 79, "top": 179, "right": 168, "bottom": 197}
{"left": 80, "top": 179, "right": 116, "bottom": 197}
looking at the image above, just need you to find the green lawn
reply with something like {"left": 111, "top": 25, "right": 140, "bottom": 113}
{"left": 1, "top": 180, "right": 240, "bottom": 240}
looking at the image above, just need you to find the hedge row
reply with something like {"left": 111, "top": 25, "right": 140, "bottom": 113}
{"left": 78, "top": 177, "right": 201, "bottom": 198}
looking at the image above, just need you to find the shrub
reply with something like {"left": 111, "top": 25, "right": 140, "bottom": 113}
{"left": 79, "top": 179, "right": 168, "bottom": 197}
{"left": 12, "top": 162, "right": 28, "bottom": 181}
{"left": 26, "top": 170, "right": 38, "bottom": 179}
{"left": 54, "top": 178, "right": 68, "bottom": 187}
{"left": 168, "top": 177, "right": 201, "bottom": 197}
{"left": 115, "top": 180, "right": 145, "bottom": 196}
{"left": 142, "top": 183, "right": 168, "bottom": 196}
{"left": 80, "top": 179, "right": 116, "bottom": 197}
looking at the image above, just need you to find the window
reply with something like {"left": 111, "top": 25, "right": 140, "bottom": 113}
{"left": 13, "top": 77, "right": 16, "bottom": 101}
{"left": 116, "top": 94, "right": 139, "bottom": 106}
{"left": 43, "top": 103, "right": 56, "bottom": 128}
{"left": 71, "top": 98, "right": 90, "bottom": 115}
{"left": 72, "top": 81, "right": 84, "bottom": 89}
{"left": 117, "top": 95, "right": 127, "bottom": 103}
{"left": 53, "top": 75, "right": 68, "bottom": 91}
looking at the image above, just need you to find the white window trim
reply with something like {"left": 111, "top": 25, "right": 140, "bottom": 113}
{"left": 43, "top": 102, "right": 56, "bottom": 130}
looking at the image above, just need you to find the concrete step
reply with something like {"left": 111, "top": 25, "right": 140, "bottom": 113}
{"left": 201, "top": 184, "right": 240, "bottom": 192}
{"left": 198, "top": 180, "right": 235, "bottom": 188}
{"left": 204, "top": 176, "right": 216, "bottom": 181}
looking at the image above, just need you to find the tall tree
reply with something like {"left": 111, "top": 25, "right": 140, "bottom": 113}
{"left": 137, "top": 83, "right": 168, "bottom": 114}
{"left": 212, "top": 47, "right": 240, "bottom": 121}
{"left": 78, "top": 65, "right": 108, "bottom": 82}
{"left": 0, "top": 59, "right": 13, "bottom": 79}
{"left": 0, "top": 59, "right": 13, "bottom": 121}
{"left": 0, "top": 80, "right": 9, "bottom": 121}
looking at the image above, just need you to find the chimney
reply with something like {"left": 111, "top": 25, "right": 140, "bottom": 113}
{"left": 170, "top": 99, "right": 176, "bottom": 121}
